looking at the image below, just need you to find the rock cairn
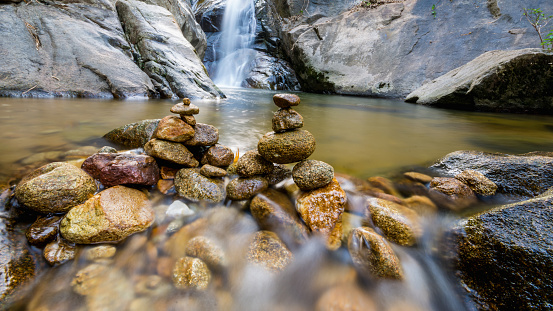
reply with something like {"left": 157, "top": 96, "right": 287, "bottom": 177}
{"left": 144, "top": 98, "right": 235, "bottom": 203}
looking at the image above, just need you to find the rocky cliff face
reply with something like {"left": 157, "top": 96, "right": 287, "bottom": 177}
{"left": 262, "top": 0, "right": 553, "bottom": 98}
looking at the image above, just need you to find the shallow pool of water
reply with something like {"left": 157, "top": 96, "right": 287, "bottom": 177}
{"left": 2, "top": 88, "right": 553, "bottom": 183}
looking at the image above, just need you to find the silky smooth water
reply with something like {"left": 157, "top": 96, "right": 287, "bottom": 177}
{"left": 2, "top": 89, "right": 553, "bottom": 310}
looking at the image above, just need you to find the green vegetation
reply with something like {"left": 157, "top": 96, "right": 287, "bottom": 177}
{"left": 432, "top": 4, "right": 436, "bottom": 18}
{"left": 522, "top": 8, "right": 553, "bottom": 51}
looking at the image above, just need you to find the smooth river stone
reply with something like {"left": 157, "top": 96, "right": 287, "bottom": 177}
{"left": 226, "top": 176, "right": 269, "bottom": 201}
{"left": 43, "top": 239, "right": 76, "bottom": 265}
{"left": 15, "top": 162, "right": 97, "bottom": 214}
{"left": 174, "top": 168, "right": 225, "bottom": 203}
{"left": 455, "top": 169, "right": 498, "bottom": 196}
{"left": 367, "top": 198, "right": 422, "bottom": 246}
{"left": 315, "top": 284, "right": 377, "bottom": 311}
{"left": 172, "top": 256, "right": 211, "bottom": 290}
{"left": 235, "top": 150, "right": 274, "bottom": 177}
{"left": 185, "top": 236, "right": 227, "bottom": 271}
{"left": 292, "top": 160, "right": 334, "bottom": 190}
{"left": 184, "top": 123, "right": 219, "bottom": 146}
{"left": 60, "top": 186, "right": 155, "bottom": 244}
{"left": 152, "top": 116, "right": 195, "bottom": 142}
{"left": 273, "top": 93, "right": 300, "bottom": 108}
{"left": 103, "top": 119, "right": 160, "bottom": 149}
{"left": 200, "top": 164, "right": 227, "bottom": 178}
{"left": 428, "top": 177, "right": 478, "bottom": 211}
{"left": 26, "top": 215, "right": 62, "bottom": 246}
{"left": 348, "top": 226, "right": 404, "bottom": 280}
{"left": 272, "top": 108, "right": 303, "bottom": 132}
{"left": 296, "top": 178, "right": 346, "bottom": 235}
{"left": 247, "top": 231, "right": 293, "bottom": 272}
{"left": 258, "top": 129, "right": 316, "bottom": 164}
{"left": 170, "top": 103, "right": 199, "bottom": 115}
{"left": 144, "top": 139, "right": 199, "bottom": 167}
{"left": 201, "top": 144, "right": 234, "bottom": 167}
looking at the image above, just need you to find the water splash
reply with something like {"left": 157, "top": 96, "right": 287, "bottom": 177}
{"left": 212, "top": 0, "right": 257, "bottom": 87}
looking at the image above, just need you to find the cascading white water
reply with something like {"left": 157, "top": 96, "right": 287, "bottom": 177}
{"left": 212, "top": 0, "right": 257, "bottom": 87}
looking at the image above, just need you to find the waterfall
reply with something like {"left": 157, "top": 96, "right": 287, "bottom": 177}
{"left": 212, "top": 0, "right": 257, "bottom": 87}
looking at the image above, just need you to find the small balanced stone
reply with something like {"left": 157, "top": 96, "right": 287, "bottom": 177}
{"left": 182, "top": 98, "right": 191, "bottom": 105}
{"left": 273, "top": 93, "right": 300, "bottom": 108}
{"left": 170, "top": 103, "right": 200, "bottom": 116}
{"left": 272, "top": 108, "right": 303, "bottom": 133}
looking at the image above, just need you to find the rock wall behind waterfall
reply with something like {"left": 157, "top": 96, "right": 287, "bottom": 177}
{"left": 263, "top": 0, "right": 553, "bottom": 98}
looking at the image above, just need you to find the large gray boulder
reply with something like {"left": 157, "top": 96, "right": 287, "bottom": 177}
{"left": 116, "top": 0, "right": 224, "bottom": 99}
{"left": 243, "top": 52, "right": 301, "bottom": 90}
{"left": 264, "top": 0, "right": 553, "bottom": 98}
{"left": 446, "top": 193, "right": 553, "bottom": 310}
{"left": 431, "top": 150, "right": 553, "bottom": 199}
{"left": 0, "top": 0, "right": 154, "bottom": 98}
{"left": 140, "top": 0, "right": 207, "bottom": 58}
{"left": 406, "top": 49, "right": 553, "bottom": 113}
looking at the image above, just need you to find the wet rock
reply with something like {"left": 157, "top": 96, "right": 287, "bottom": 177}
{"left": 185, "top": 236, "right": 227, "bottom": 271}
{"left": 184, "top": 123, "right": 219, "bottom": 147}
{"left": 161, "top": 166, "right": 179, "bottom": 179}
{"left": 97, "top": 146, "right": 117, "bottom": 154}
{"left": 431, "top": 150, "right": 553, "bottom": 198}
{"left": 272, "top": 108, "right": 303, "bottom": 132}
{"left": 200, "top": 164, "right": 228, "bottom": 178}
{"left": 164, "top": 218, "right": 208, "bottom": 259}
{"left": 341, "top": 212, "right": 364, "bottom": 243}
{"left": 145, "top": 139, "right": 199, "bottom": 167}
{"left": 104, "top": 119, "right": 160, "bottom": 149}
{"left": 72, "top": 263, "right": 110, "bottom": 296}
{"left": 429, "top": 177, "right": 478, "bottom": 211}
{"left": 367, "top": 176, "right": 400, "bottom": 196}
{"left": 79, "top": 265, "right": 134, "bottom": 310}
{"left": 348, "top": 226, "right": 403, "bottom": 280}
{"left": 403, "top": 171, "right": 433, "bottom": 184}
{"left": 166, "top": 200, "right": 194, "bottom": 218}
{"left": 172, "top": 256, "right": 211, "bottom": 290}
{"left": 82, "top": 153, "right": 160, "bottom": 187}
{"left": 202, "top": 144, "right": 235, "bottom": 167}
{"left": 258, "top": 129, "right": 316, "bottom": 164}
{"left": 292, "top": 160, "right": 334, "bottom": 191}
{"left": 250, "top": 189, "right": 309, "bottom": 247}
{"left": 447, "top": 194, "right": 553, "bottom": 310}
{"left": 85, "top": 245, "right": 117, "bottom": 261}
{"left": 402, "top": 195, "right": 438, "bottom": 215}
{"left": 15, "top": 162, "right": 97, "bottom": 214}
{"left": 26, "top": 215, "right": 62, "bottom": 246}
{"left": 455, "top": 169, "right": 497, "bottom": 196}
{"left": 194, "top": 0, "right": 226, "bottom": 32}
{"left": 182, "top": 115, "right": 197, "bottom": 126}
{"left": 273, "top": 93, "right": 300, "bottom": 108}
{"left": 296, "top": 178, "right": 346, "bottom": 235}
{"left": 247, "top": 231, "right": 293, "bottom": 272}
{"left": 243, "top": 52, "right": 301, "bottom": 91}
{"left": 152, "top": 116, "right": 195, "bottom": 142}
{"left": 367, "top": 198, "right": 422, "bottom": 246}
{"left": 174, "top": 168, "right": 225, "bottom": 203}
{"left": 60, "top": 186, "right": 155, "bottom": 244}
{"left": 227, "top": 176, "right": 269, "bottom": 201}
{"left": 43, "top": 238, "right": 76, "bottom": 265}
{"left": 157, "top": 179, "right": 175, "bottom": 195}
{"left": 327, "top": 216, "right": 343, "bottom": 251}
{"left": 170, "top": 103, "right": 200, "bottom": 115}
{"left": 235, "top": 150, "right": 274, "bottom": 177}
{"left": 315, "top": 283, "right": 377, "bottom": 311}
{"left": 266, "top": 164, "right": 292, "bottom": 185}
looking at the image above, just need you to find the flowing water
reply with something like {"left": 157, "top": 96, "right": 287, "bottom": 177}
{"left": 2, "top": 89, "right": 553, "bottom": 310}
{"left": 211, "top": 0, "right": 257, "bottom": 87}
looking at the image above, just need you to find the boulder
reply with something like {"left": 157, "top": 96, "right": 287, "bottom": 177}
{"left": 184, "top": 123, "right": 220, "bottom": 147}
{"left": 246, "top": 231, "right": 293, "bottom": 272}
{"left": 455, "top": 169, "right": 497, "bottom": 196}
{"left": 103, "top": 119, "right": 160, "bottom": 149}
{"left": 428, "top": 177, "right": 478, "bottom": 211}
{"left": 296, "top": 178, "right": 346, "bottom": 235}
{"left": 0, "top": 0, "right": 154, "bottom": 98}
{"left": 406, "top": 49, "right": 553, "bottom": 113}
{"left": 144, "top": 139, "right": 199, "bottom": 167}
{"left": 431, "top": 150, "right": 553, "bottom": 198}
{"left": 347, "top": 226, "right": 403, "bottom": 280}
{"left": 258, "top": 129, "right": 316, "bottom": 164}
{"left": 226, "top": 176, "right": 269, "bottom": 201}
{"left": 272, "top": 108, "right": 304, "bottom": 133}
{"left": 192, "top": 0, "right": 226, "bottom": 32}
{"left": 250, "top": 188, "right": 309, "bottom": 247}
{"left": 446, "top": 194, "right": 553, "bottom": 309}
{"left": 174, "top": 168, "right": 225, "bottom": 203}
{"left": 15, "top": 162, "right": 97, "bottom": 214}
{"left": 367, "top": 198, "right": 422, "bottom": 246}
{"left": 60, "top": 186, "right": 155, "bottom": 244}
{"left": 152, "top": 116, "right": 195, "bottom": 142}
{"left": 235, "top": 150, "right": 275, "bottom": 177}
{"left": 116, "top": 0, "right": 224, "bottom": 99}
{"left": 172, "top": 256, "right": 211, "bottom": 290}
{"left": 292, "top": 159, "right": 334, "bottom": 190}
{"left": 82, "top": 153, "right": 160, "bottom": 187}
{"left": 243, "top": 53, "right": 301, "bottom": 91}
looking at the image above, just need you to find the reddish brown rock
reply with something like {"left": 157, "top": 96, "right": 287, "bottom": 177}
{"left": 273, "top": 93, "right": 300, "bottom": 108}
{"left": 455, "top": 169, "right": 498, "bottom": 196}
{"left": 296, "top": 178, "right": 347, "bottom": 235}
{"left": 82, "top": 153, "right": 160, "bottom": 187}
{"left": 201, "top": 144, "right": 234, "bottom": 167}
{"left": 152, "top": 116, "right": 195, "bottom": 142}
{"left": 26, "top": 215, "right": 62, "bottom": 246}
{"left": 429, "top": 177, "right": 478, "bottom": 211}
{"left": 181, "top": 115, "right": 196, "bottom": 126}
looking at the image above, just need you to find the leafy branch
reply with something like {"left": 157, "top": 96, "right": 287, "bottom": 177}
{"left": 522, "top": 8, "right": 553, "bottom": 50}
